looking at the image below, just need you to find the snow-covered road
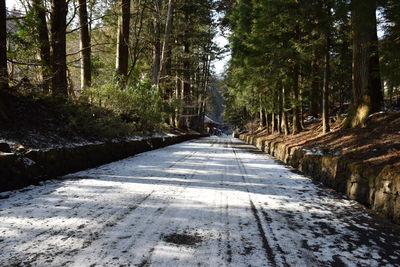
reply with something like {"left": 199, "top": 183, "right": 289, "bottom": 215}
{"left": 0, "top": 137, "right": 399, "bottom": 266}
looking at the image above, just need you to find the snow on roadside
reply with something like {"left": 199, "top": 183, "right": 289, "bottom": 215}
{"left": 0, "top": 137, "right": 399, "bottom": 266}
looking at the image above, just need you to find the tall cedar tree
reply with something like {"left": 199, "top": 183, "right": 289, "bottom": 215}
{"left": 322, "top": 1, "right": 332, "bottom": 133}
{"left": 151, "top": 0, "right": 162, "bottom": 87}
{"left": 115, "top": 0, "right": 130, "bottom": 77}
{"left": 50, "top": 0, "right": 68, "bottom": 96}
{"left": 345, "top": 0, "right": 383, "bottom": 127}
{"left": 0, "top": 0, "right": 7, "bottom": 90}
{"left": 0, "top": 0, "right": 7, "bottom": 120}
{"left": 33, "top": 0, "right": 51, "bottom": 92}
{"left": 158, "top": 0, "right": 174, "bottom": 89}
{"left": 78, "top": 0, "right": 91, "bottom": 90}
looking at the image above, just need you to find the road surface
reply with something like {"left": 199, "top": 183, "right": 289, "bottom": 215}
{"left": 0, "top": 137, "right": 399, "bottom": 266}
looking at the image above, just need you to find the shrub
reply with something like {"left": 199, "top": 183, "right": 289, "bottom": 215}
{"left": 83, "top": 77, "right": 164, "bottom": 132}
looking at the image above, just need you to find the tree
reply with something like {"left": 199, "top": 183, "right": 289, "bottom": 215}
{"left": 115, "top": 0, "right": 130, "bottom": 77}
{"left": 344, "top": 0, "right": 383, "bottom": 128}
{"left": 223, "top": 0, "right": 355, "bottom": 134}
{"left": 158, "top": 0, "right": 174, "bottom": 89}
{"left": 0, "top": 0, "right": 7, "bottom": 120}
{"left": 322, "top": 1, "right": 332, "bottom": 133}
{"left": 50, "top": 0, "right": 68, "bottom": 96}
{"left": 0, "top": 0, "right": 7, "bottom": 91}
{"left": 181, "top": 5, "right": 191, "bottom": 129}
{"left": 380, "top": 0, "right": 400, "bottom": 106}
{"left": 292, "top": 25, "right": 302, "bottom": 134}
{"left": 78, "top": 0, "right": 91, "bottom": 90}
{"left": 151, "top": 0, "right": 162, "bottom": 87}
{"left": 32, "top": 0, "right": 51, "bottom": 92}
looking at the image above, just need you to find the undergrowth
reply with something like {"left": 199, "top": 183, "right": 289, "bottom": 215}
{"left": 15, "top": 78, "right": 168, "bottom": 140}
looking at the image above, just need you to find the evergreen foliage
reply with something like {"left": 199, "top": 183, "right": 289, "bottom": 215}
{"left": 223, "top": 0, "right": 397, "bottom": 132}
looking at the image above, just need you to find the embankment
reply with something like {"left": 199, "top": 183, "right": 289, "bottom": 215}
{"left": 0, "top": 134, "right": 205, "bottom": 193}
{"left": 239, "top": 133, "right": 400, "bottom": 224}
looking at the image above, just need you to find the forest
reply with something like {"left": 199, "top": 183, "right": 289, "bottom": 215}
{"left": 0, "top": 0, "right": 218, "bottom": 144}
{"left": 0, "top": 0, "right": 399, "bottom": 140}
{"left": 1, "top": 1, "right": 400, "bottom": 264}
{"left": 223, "top": 0, "right": 399, "bottom": 134}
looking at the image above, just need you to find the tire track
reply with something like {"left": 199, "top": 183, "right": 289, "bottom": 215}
{"left": 230, "top": 139, "right": 289, "bottom": 267}
{"left": 0, "top": 138, "right": 215, "bottom": 266}
{"left": 124, "top": 138, "right": 223, "bottom": 266}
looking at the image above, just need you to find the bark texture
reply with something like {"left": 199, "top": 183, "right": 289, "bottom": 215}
{"left": 159, "top": 0, "right": 174, "bottom": 88}
{"left": 78, "top": 0, "right": 91, "bottom": 90}
{"left": 292, "top": 63, "right": 302, "bottom": 134}
{"left": 151, "top": 0, "right": 162, "bottom": 87}
{"left": 310, "top": 57, "right": 320, "bottom": 117}
{"left": 115, "top": 0, "right": 130, "bottom": 77}
{"left": 0, "top": 0, "right": 8, "bottom": 91}
{"left": 50, "top": 0, "right": 68, "bottom": 96}
{"left": 322, "top": 4, "right": 331, "bottom": 134}
{"left": 345, "top": 0, "right": 383, "bottom": 128}
{"left": 33, "top": 0, "right": 51, "bottom": 92}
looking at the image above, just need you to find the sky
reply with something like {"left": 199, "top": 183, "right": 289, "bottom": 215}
{"left": 6, "top": 0, "right": 17, "bottom": 9}
{"left": 213, "top": 33, "right": 231, "bottom": 76}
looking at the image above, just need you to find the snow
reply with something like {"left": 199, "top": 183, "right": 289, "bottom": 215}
{"left": 0, "top": 133, "right": 176, "bottom": 152}
{"left": 0, "top": 137, "right": 399, "bottom": 266}
{"left": 22, "top": 157, "right": 35, "bottom": 166}
{"left": 304, "top": 148, "right": 324, "bottom": 156}
{"left": 0, "top": 139, "right": 16, "bottom": 145}
{"left": 305, "top": 116, "right": 321, "bottom": 123}
{"left": 368, "top": 111, "right": 386, "bottom": 119}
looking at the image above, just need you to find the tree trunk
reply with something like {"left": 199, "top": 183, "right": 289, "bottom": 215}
{"left": 322, "top": 3, "right": 331, "bottom": 133}
{"left": 281, "top": 85, "right": 289, "bottom": 136}
{"left": 272, "top": 88, "right": 277, "bottom": 133}
{"left": 158, "top": 0, "right": 174, "bottom": 88}
{"left": 265, "top": 109, "right": 270, "bottom": 134}
{"left": 322, "top": 41, "right": 330, "bottom": 133}
{"left": 300, "top": 86, "right": 305, "bottom": 129}
{"left": 388, "top": 83, "right": 393, "bottom": 107}
{"left": 182, "top": 41, "right": 191, "bottom": 129}
{"left": 292, "top": 63, "right": 302, "bottom": 134}
{"left": 128, "top": 0, "right": 145, "bottom": 76}
{"left": 175, "top": 71, "right": 182, "bottom": 128}
{"left": 344, "top": 0, "right": 383, "bottom": 128}
{"left": 50, "top": 0, "right": 68, "bottom": 96}
{"left": 115, "top": 0, "right": 130, "bottom": 77}
{"left": 33, "top": 0, "right": 51, "bottom": 93}
{"left": 197, "top": 56, "right": 210, "bottom": 130}
{"left": 271, "top": 113, "right": 276, "bottom": 134}
{"left": 310, "top": 58, "right": 320, "bottom": 117}
{"left": 151, "top": 0, "right": 162, "bottom": 87}
{"left": 277, "top": 85, "right": 282, "bottom": 134}
{"left": 0, "top": 0, "right": 7, "bottom": 120}
{"left": 259, "top": 101, "right": 265, "bottom": 128}
{"left": 181, "top": 4, "right": 191, "bottom": 129}
{"left": 258, "top": 93, "right": 265, "bottom": 128}
{"left": 0, "top": 0, "right": 8, "bottom": 91}
{"left": 78, "top": 0, "right": 91, "bottom": 90}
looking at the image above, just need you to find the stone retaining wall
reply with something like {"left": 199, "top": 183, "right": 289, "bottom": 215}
{"left": 239, "top": 133, "right": 400, "bottom": 224}
{"left": 0, "top": 135, "right": 205, "bottom": 193}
